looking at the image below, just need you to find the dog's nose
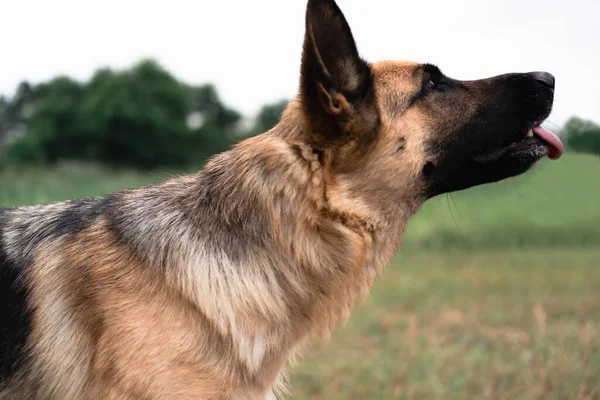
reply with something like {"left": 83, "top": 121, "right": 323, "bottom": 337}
{"left": 530, "top": 71, "right": 555, "bottom": 90}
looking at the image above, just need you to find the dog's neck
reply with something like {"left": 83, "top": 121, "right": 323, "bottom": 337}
{"left": 275, "top": 98, "right": 422, "bottom": 234}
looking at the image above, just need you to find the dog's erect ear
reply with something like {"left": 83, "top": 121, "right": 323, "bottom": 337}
{"left": 301, "top": 0, "right": 378, "bottom": 144}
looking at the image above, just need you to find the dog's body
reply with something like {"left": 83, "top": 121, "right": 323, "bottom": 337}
{"left": 0, "top": 0, "right": 562, "bottom": 398}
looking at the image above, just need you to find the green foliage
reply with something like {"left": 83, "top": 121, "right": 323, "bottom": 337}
{"left": 0, "top": 82, "right": 34, "bottom": 156}
{"left": 26, "top": 77, "right": 85, "bottom": 163}
{"left": 250, "top": 99, "right": 289, "bottom": 135}
{"left": 0, "top": 96, "right": 9, "bottom": 153}
{"left": 562, "top": 116, "right": 600, "bottom": 156}
{"left": 1, "top": 60, "right": 246, "bottom": 169}
{"left": 188, "top": 84, "right": 242, "bottom": 158}
{"left": 0, "top": 96, "right": 8, "bottom": 132}
{"left": 561, "top": 116, "right": 598, "bottom": 138}
{"left": 566, "top": 129, "right": 600, "bottom": 156}
{"left": 78, "top": 61, "right": 193, "bottom": 168}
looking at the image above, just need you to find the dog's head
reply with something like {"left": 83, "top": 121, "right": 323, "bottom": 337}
{"left": 294, "top": 0, "right": 562, "bottom": 208}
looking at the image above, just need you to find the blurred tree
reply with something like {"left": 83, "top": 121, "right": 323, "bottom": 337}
{"left": 254, "top": 99, "right": 289, "bottom": 134}
{"left": 567, "top": 129, "right": 600, "bottom": 156}
{"left": 562, "top": 116, "right": 600, "bottom": 156}
{"left": 1, "top": 59, "right": 281, "bottom": 169}
{"left": 561, "top": 117, "right": 599, "bottom": 139}
{"left": 0, "top": 82, "right": 35, "bottom": 147}
{"left": 5, "top": 60, "right": 197, "bottom": 169}
{"left": 243, "top": 99, "right": 289, "bottom": 138}
{"left": 0, "top": 96, "right": 7, "bottom": 145}
{"left": 188, "top": 84, "right": 242, "bottom": 158}
{"left": 29, "top": 77, "right": 85, "bottom": 163}
{"left": 3, "top": 78, "right": 83, "bottom": 164}
{"left": 79, "top": 60, "right": 193, "bottom": 168}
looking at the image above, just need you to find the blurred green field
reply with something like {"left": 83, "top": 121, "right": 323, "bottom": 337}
{"left": 0, "top": 154, "right": 598, "bottom": 399}
{"left": 290, "top": 250, "right": 600, "bottom": 400}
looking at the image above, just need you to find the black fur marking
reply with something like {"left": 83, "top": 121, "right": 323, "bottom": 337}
{"left": 290, "top": 144, "right": 304, "bottom": 160}
{"left": 0, "top": 208, "right": 30, "bottom": 379}
{"left": 409, "top": 64, "right": 462, "bottom": 108}
{"left": 191, "top": 168, "right": 274, "bottom": 265}
{"left": 101, "top": 194, "right": 134, "bottom": 250}
{"left": 312, "top": 148, "right": 325, "bottom": 165}
{"left": 5, "top": 198, "right": 108, "bottom": 268}
{"left": 52, "top": 198, "right": 106, "bottom": 238}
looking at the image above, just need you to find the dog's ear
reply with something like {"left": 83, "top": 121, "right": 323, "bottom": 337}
{"left": 301, "top": 0, "right": 378, "bottom": 144}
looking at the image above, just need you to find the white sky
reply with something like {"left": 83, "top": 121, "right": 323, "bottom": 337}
{"left": 1, "top": 0, "right": 599, "bottom": 128}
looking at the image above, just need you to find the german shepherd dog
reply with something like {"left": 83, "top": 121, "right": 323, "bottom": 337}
{"left": 0, "top": 0, "right": 563, "bottom": 398}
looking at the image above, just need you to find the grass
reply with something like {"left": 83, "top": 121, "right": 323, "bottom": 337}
{"left": 0, "top": 154, "right": 598, "bottom": 399}
{"left": 289, "top": 250, "right": 600, "bottom": 399}
{"left": 0, "top": 162, "right": 185, "bottom": 207}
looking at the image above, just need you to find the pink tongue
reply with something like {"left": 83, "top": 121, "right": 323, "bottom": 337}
{"left": 532, "top": 126, "right": 564, "bottom": 160}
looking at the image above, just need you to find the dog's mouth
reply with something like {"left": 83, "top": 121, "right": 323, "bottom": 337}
{"left": 474, "top": 123, "right": 564, "bottom": 164}
{"left": 424, "top": 120, "right": 563, "bottom": 198}
{"left": 423, "top": 71, "right": 562, "bottom": 198}
{"left": 528, "top": 125, "right": 564, "bottom": 160}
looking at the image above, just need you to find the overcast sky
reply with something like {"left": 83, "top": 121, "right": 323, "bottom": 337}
{"left": 2, "top": 0, "right": 598, "bottom": 128}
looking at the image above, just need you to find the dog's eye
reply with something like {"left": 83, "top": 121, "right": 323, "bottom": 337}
{"left": 427, "top": 79, "right": 436, "bottom": 90}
